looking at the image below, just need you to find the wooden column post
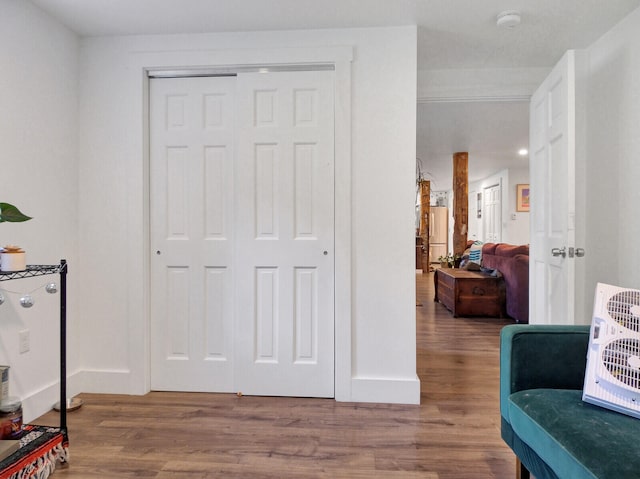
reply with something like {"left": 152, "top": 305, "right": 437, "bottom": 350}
{"left": 419, "top": 180, "right": 430, "bottom": 269}
{"left": 452, "top": 152, "right": 468, "bottom": 256}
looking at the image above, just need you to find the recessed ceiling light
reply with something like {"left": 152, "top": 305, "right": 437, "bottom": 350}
{"left": 497, "top": 10, "right": 521, "bottom": 29}
{"left": 518, "top": 148, "right": 528, "bottom": 156}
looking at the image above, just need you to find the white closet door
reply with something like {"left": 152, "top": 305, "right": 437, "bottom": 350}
{"left": 234, "top": 70, "right": 335, "bottom": 397}
{"left": 149, "top": 70, "right": 336, "bottom": 397}
{"left": 150, "top": 76, "right": 236, "bottom": 392}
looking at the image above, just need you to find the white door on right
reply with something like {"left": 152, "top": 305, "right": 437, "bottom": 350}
{"left": 529, "top": 50, "right": 585, "bottom": 325}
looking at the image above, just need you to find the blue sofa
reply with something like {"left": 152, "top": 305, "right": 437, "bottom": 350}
{"left": 500, "top": 324, "right": 640, "bottom": 479}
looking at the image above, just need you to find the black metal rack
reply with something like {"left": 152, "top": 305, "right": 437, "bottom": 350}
{"left": 0, "top": 260, "right": 68, "bottom": 432}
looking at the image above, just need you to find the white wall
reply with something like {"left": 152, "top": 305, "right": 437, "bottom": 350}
{"left": 467, "top": 167, "right": 530, "bottom": 246}
{"left": 0, "top": 0, "right": 79, "bottom": 421}
{"left": 583, "top": 6, "right": 640, "bottom": 302}
{"left": 76, "top": 27, "right": 419, "bottom": 403}
{"left": 504, "top": 167, "right": 530, "bottom": 245}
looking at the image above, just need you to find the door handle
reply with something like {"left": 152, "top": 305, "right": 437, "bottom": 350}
{"left": 552, "top": 247, "right": 585, "bottom": 258}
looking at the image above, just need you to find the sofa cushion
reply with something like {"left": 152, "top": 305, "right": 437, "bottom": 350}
{"left": 495, "top": 243, "right": 529, "bottom": 257}
{"left": 482, "top": 242, "right": 498, "bottom": 256}
{"left": 509, "top": 388, "right": 640, "bottom": 479}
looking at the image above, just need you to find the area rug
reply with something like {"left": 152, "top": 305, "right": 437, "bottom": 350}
{"left": 0, "top": 425, "right": 68, "bottom": 479}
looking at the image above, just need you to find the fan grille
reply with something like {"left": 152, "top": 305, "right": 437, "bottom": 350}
{"left": 602, "top": 338, "right": 640, "bottom": 390}
{"left": 607, "top": 290, "right": 640, "bottom": 331}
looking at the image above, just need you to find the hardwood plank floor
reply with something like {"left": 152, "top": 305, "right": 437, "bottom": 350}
{"left": 35, "top": 270, "right": 516, "bottom": 478}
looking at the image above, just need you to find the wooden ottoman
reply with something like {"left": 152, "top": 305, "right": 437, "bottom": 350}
{"left": 434, "top": 268, "right": 505, "bottom": 317}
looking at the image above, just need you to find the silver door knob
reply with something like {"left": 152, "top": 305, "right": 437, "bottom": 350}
{"left": 575, "top": 248, "right": 585, "bottom": 257}
{"left": 551, "top": 247, "right": 566, "bottom": 258}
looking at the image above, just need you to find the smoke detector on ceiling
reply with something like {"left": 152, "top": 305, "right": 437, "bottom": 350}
{"left": 496, "top": 10, "right": 521, "bottom": 28}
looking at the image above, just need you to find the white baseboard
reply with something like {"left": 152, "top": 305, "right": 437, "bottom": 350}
{"left": 21, "top": 369, "right": 84, "bottom": 423}
{"left": 75, "top": 368, "right": 134, "bottom": 394}
{"left": 350, "top": 376, "right": 421, "bottom": 405}
{"left": 22, "top": 370, "right": 420, "bottom": 421}
{"left": 23, "top": 369, "right": 148, "bottom": 421}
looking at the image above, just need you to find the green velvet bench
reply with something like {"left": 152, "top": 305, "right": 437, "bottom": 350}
{"left": 500, "top": 324, "right": 640, "bottom": 479}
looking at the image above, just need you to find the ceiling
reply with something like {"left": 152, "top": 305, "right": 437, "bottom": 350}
{"left": 30, "top": 0, "right": 640, "bottom": 190}
{"left": 417, "top": 100, "right": 529, "bottom": 189}
{"left": 28, "top": 0, "right": 640, "bottom": 69}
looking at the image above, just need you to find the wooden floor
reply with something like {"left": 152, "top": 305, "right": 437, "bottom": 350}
{"left": 36, "top": 270, "right": 516, "bottom": 478}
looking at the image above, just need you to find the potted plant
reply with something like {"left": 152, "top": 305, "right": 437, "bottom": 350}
{"left": 0, "top": 202, "right": 32, "bottom": 270}
{"left": 438, "top": 253, "right": 452, "bottom": 268}
{"left": 0, "top": 203, "right": 32, "bottom": 223}
{"left": 438, "top": 252, "right": 464, "bottom": 268}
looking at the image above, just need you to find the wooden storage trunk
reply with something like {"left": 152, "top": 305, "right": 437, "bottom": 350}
{"left": 434, "top": 268, "right": 505, "bottom": 318}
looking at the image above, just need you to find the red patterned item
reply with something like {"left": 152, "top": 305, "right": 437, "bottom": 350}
{"left": 0, "top": 425, "right": 68, "bottom": 479}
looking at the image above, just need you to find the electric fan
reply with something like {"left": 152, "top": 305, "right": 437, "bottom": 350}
{"left": 583, "top": 283, "right": 640, "bottom": 418}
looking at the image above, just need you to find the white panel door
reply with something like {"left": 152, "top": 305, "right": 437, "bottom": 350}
{"left": 150, "top": 77, "right": 236, "bottom": 391}
{"left": 529, "top": 50, "right": 581, "bottom": 325}
{"left": 483, "top": 184, "right": 501, "bottom": 243}
{"left": 234, "top": 70, "right": 335, "bottom": 397}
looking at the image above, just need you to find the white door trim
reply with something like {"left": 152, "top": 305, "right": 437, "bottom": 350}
{"left": 127, "top": 46, "right": 353, "bottom": 400}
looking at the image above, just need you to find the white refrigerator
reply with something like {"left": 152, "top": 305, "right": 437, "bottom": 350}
{"left": 428, "top": 206, "right": 448, "bottom": 263}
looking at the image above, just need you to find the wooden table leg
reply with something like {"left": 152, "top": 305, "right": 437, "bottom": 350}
{"left": 516, "top": 458, "right": 530, "bottom": 479}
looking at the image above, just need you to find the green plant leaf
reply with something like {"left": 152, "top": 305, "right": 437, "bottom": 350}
{"left": 0, "top": 202, "right": 33, "bottom": 223}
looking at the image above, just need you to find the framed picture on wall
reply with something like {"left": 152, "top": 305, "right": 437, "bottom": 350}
{"left": 516, "top": 184, "right": 530, "bottom": 212}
